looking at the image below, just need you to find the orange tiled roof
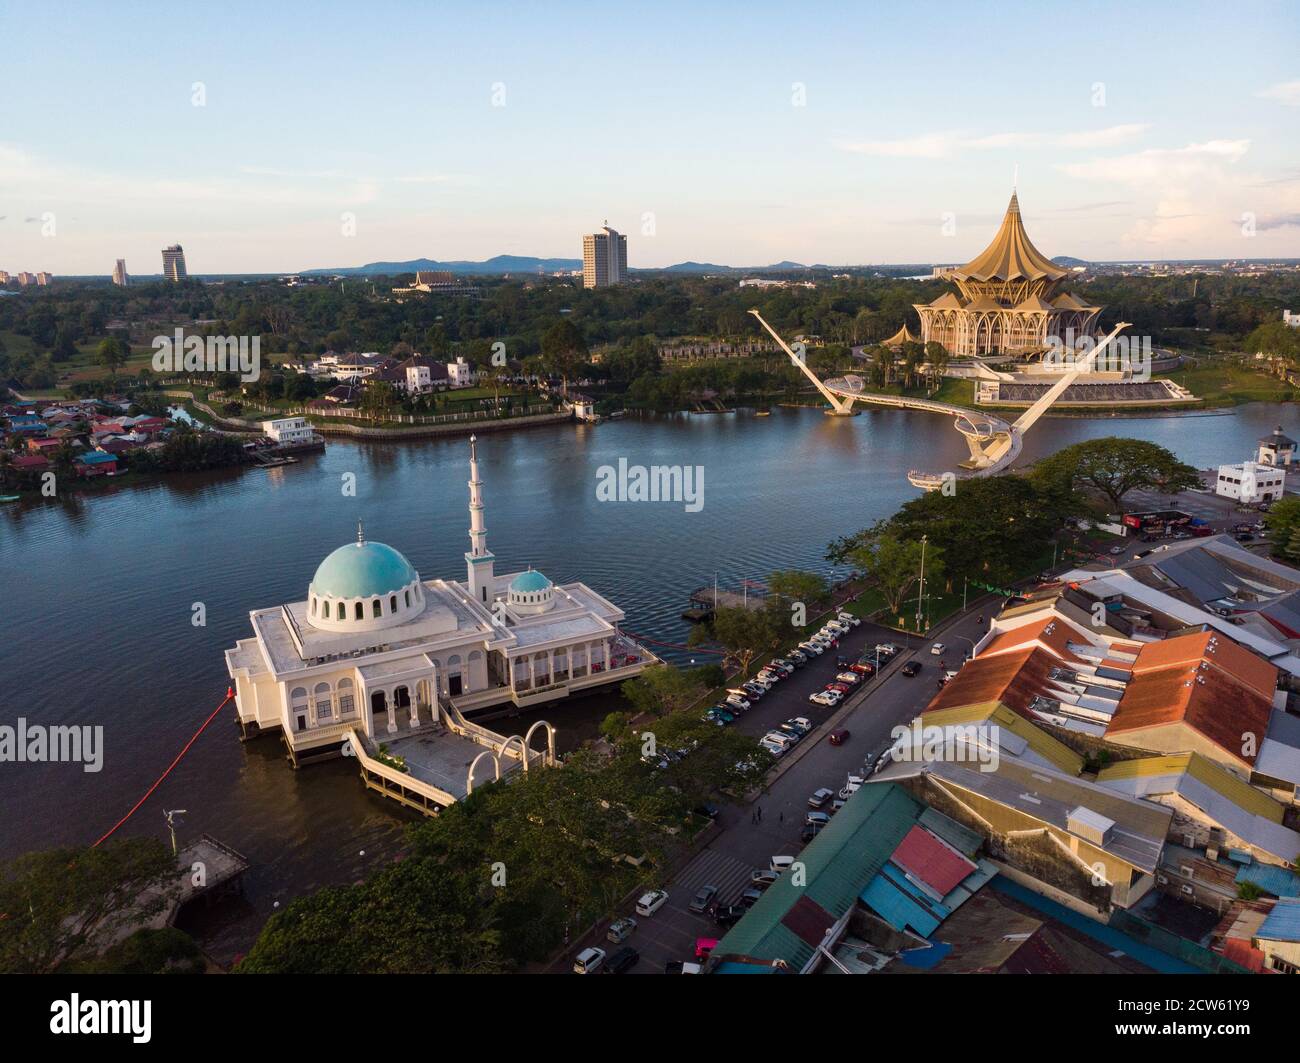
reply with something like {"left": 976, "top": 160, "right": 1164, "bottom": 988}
{"left": 923, "top": 646, "right": 1060, "bottom": 719}
{"left": 982, "top": 617, "right": 1085, "bottom": 664}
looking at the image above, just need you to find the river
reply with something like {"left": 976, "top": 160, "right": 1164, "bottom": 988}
{"left": 0, "top": 401, "right": 1292, "bottom": 959}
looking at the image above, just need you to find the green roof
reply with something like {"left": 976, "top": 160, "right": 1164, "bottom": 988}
{"left": 310, "top": 540, "right": 418, "bottom": 600}
{"left": 712, "top": 783, "right": 923, "bottom": 972}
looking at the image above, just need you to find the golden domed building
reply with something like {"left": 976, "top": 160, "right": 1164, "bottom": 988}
{"left": 915, "top": 193, "right": 1102, "bottom": 358}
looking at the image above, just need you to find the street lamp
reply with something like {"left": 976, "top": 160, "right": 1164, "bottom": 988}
{"left": 164, "top": 809, "right": 187, "bottom": 857}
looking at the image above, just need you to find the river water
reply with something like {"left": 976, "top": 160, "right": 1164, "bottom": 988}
{"left": 0, "top": 401, "right": 1292, "bottom": 958}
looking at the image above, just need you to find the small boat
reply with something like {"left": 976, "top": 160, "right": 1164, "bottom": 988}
{"left": 754, "top": 409, "right": 771, "bottom": 417}
{"left": 0, "top": 495, "right": 20, "bottom": 503}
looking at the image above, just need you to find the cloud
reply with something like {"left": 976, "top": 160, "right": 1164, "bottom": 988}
{"left": 1057, "top": 139, "right": 1250, "bottom": 184}
{"left": 836, "top": 124, "right": 1149, "bottom": 158}
{"left": 1255, "top": 212, "right": 1300, "bottom": 231}
{"left": 1256, "top": 80, "right": 1300, "bottom": 106}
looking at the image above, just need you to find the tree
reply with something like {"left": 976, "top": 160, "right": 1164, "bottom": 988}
{"left": 0, "top": 839, "right": 178, "bottom": 974}
{"left": 96, "top": 337, "right": 128, "bottom": 378}
{"left": 702, "top": 606, "right": 784, "bottom": 677}
{"left": 540, "top": 319, "right": 588, "bottom": 388}
{"left": 766, "top": 570, "right": 829, "bottom": 615}
{"left": 1264, "top": 496, "right": 1300, "bottom": 558}
{"left": 620, "top": 664, "right": 705, "bottom": 719}
{"left": 849, "top": 528, "right": 942, "bottom": 615}
{"left": 1033, "top": 437, "right": 1200, "bottom": 514}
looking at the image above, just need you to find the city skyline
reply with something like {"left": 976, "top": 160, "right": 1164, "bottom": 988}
{"left": 2, "top": 0, "right": 1298, "bottom": 274}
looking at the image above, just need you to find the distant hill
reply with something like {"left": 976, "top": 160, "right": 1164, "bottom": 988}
{"left": 1051, "top": 255, "right": 1089, "bottom": 267}
{"left": 302, "top": 255, "right": 815, "bottom": 277}
{"left": 301, "top": 255, "right": 582, "bottom": 277}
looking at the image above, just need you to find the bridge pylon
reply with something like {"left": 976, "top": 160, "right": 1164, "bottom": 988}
{"left": 748, "top": 310, "right": 857, "bottom": 415}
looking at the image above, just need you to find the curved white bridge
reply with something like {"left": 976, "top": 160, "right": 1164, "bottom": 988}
{"left": 748, "top": 309, "right": 1129, "bottom": 491}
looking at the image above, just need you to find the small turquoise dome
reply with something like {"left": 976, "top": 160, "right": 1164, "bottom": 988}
{"left": 311, "top": 541, "right": 418, "bottom": 600}
{"left": 510, "top": 569, "right": 551, "bottom": 594}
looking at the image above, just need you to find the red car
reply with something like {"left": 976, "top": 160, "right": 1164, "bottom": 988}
{"left": 849, "top": 663, "right": 874, "bottom": 676}
{"left": 828, "top": 729, "right": 850, "bottom": 746}
{"left": 826, "top": 683, "right": 851, "bottom": 694}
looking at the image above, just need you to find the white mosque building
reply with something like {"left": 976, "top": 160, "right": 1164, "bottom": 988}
{"left": 225, "top": 437, "right": 654, "bottom": 803}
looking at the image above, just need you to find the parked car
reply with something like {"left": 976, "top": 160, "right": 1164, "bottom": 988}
{"left": 738, "top": 887, "right": 765, "bottom": 907}
{"left": 770, "top": 855, "right": 795, "bottom": 873}
{"left": 850, "top": 662, "right": 875, "bottom": 676}
{"left": 606, "top": 946, "right": 640, "bottom": 974}
{"left": 693, "top": 802, "right": 720, "bottom": 820}
{"left": 902, "top": 660, "right": 922, "bottom": 677}
{"left": 759, "top": 737, "right": 789, "bottom": 757}
{"left": 809, "top": 690, "right": 842, "bottom": 707}
{"left": 694, "top": 937, "right": 719, "bottom": 961}
{"left": 688, "top": 885, "right": 719, "bottom": 913}
{"left": 828, "top": 728, "right": 850, "bottom": 746}
{"left": 751, "top": 869, "right": 779, "bottom": 889}
{"left": 837, "top": 612, "right": 861, "bottom": 627}
{"left": 665, "top": 960, "right": 702, "bottom": 974}
{"left": 800, "top": 822, "right": 823, "bottom": 842}
{"left": 713, "top": 904, "right": 745, "bottom": 928}
{"left": 930, "top": 642, "right": 946, "bottom": 656}
{"left": 787, "top": 650, "right": 808, "bottom": 665}
{"left": 808, "top": 787, "right": 834, "bottom": 808}
{"left": 573, "top": 947, "right": 606, "bottom": 974}
{"left": 805, "top": 811, "right": 830, "bottom": 828}
{"left": 635, "top": 889, "right": 668, "bottom": 917}
{"left": 742, "top": 682, "right": 767, "bottom": 699}
{"left": 835, "top": 671, "right": 862, "bottom": 685}
{"left": 788, "top": 717, "right": 813, "bottom": 734}
{"left": 607, "top": 916, "right": 638, "bottom": 943}
{"left": 763, "top": 730, "right": 796, "bottom": 749}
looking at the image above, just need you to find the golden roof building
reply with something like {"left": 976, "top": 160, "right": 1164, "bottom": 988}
{"left": 915, "top": 193, "right": 1102, "bottom": 358}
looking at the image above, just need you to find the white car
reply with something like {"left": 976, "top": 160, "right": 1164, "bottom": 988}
{"left": 725, "top": 695, "right": 751, "bottom": 711}
{"left": 759, "top": 738, "right": 788, "bottom": 758}
{"left": 809, "top": 690, "right": 843, "bottom": 707}
{"left": 799, "top": 641, "right": 824, "bottom": 656}
{"left": 635, "top": 889, "right": 669, "bottom": 917}
{"left": 837, "top": 612, "right": 861, "bottom": 627}
{"left": 763, "top": 730, "right": 796, "bottom": 749}
{"left": 770, "top": 855, "right": 796, "bottom": 873}
{"left": 574, "top": 947, "right": 606, "bottom": 974}
{"left": 835, "top": 671, "right": 862, "bottom": 686}
{"left": 752, "top": 672, "right": 778, "bottom": 688}
{"left": 826, "top": 621, "right": 850, "bottom": 634}
{"left": 930, "top": 642, "right": 946, "bottom": 656}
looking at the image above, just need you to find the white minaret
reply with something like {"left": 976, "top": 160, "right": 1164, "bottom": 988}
{"left": 465, "top": 435, "right": 495, "bottom": 603}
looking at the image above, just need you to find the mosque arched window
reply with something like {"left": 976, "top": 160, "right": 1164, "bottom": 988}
{"left": 390, "top": 594, "right": 398, "bottom": 613}
{"left": 336, "top": 601, "right": 345, "bottom": 620}
{"left": 337, "top": 678, "right": 355, "bottom": 718}
{"left": 405, "top": 589, "right": 411, "bottom": 608}
{"left": 314, "top": 682, "right": 333, "bottom": 720}
{"left": 372, "top": 598, "right": 381, "bottom": 618}
{"left": 354, "top": 601, "right": 363, "bottom": 620}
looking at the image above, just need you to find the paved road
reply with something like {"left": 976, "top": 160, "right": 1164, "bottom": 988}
{"left": 577, "top": 601, "right": 999, "bottom": 974}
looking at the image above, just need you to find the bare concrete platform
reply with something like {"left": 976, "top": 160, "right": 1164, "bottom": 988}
{"left": 380, "top": 728, "right": 509, "bottom": 800}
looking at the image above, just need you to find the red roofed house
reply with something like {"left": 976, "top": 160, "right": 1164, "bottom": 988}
{"left": 1104, "top": 631, "right": 1279, "bottom": 778}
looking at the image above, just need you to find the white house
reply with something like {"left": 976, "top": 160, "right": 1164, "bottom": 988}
{"left": 447, "top": 356, "right": 475, "bottom": 388}
{"left": 263, "top": 417, "right": 318, "bottom": 445}
{"left": 1216, "top": 461, "right": 1286, "bottom": 504}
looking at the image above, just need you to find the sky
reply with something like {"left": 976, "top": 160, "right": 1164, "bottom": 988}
{"left": 2, "top": 0, "right": 1298, "bottom": 275}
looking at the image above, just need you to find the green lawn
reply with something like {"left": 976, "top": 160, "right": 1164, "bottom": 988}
{"left": 1158, "top": 359, "right": 1294, "bottom": 407}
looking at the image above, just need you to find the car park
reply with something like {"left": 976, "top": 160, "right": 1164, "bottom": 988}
{"left": 808, "top": 787, "right": 834, "bottom": 808}
{"left": 828, "top": 728, "right": 850, "bottom": 746}
{"left": 902, "top": 660, "right": 922, "bottom": 677}
{"left": 635, "top": 889, "right": 669, "bottom": 917}
{"left": 688, "top": 885, "right": 719, "bottom": 913}
{"left": 607, "top": 916, "right": 638, "bottom": 943}
{"left": 574, "top": 947, "right": 606, "bottom": 974}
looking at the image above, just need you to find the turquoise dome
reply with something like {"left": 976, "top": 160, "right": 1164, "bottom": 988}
{"left": 510, "top": 569, "right": 551, "bottom": 593}
{"left": 311, "top": 541, "right": 418, "bottom": 600}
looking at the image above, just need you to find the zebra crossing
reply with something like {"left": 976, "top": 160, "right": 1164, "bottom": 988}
{"left": 672, "top": 847, "right": 758, "bottom": 906}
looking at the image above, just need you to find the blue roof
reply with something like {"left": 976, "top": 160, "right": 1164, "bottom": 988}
{"left": 310, "top": 540, "right": 418, "bottom": 600}
{"left": 1235, "top": 861, "right": 1300, "bottom": 898}
{"left": 510, "top": 569, "right": 551, "bottom": 593}
{"left": 1258, "top": 898, "right": 1300, "bottom": 942}
{"left": 78, "top": 451, "right": 117, "bottom": 464}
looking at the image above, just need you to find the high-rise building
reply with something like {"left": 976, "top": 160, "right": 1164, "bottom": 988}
{"left": 17, "top": 272, "right": 36, "bottom": 286}
{"left": 112, "top": 259, "right": 129, "bottom": 286}
{"left": 0, "top": 271, "right": 10, "bottom": 284}
{"left": 162, "top": 244, "right": 188, "bottom": 282}
{"left": 36, "top": 272, "right": 52, "bottom": 286}
{"left": 582, "top": 223, "right": 627, "bottom": 289}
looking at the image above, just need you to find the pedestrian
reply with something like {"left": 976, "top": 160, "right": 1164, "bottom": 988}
{"left": 977, "top": 614, "right": 983, "bottom": 624}
{"left": 757, "top": 806, "right": 762, "bottom": 822}
{"left": 779, "top": 811, "right": 783, "bottom": 823}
